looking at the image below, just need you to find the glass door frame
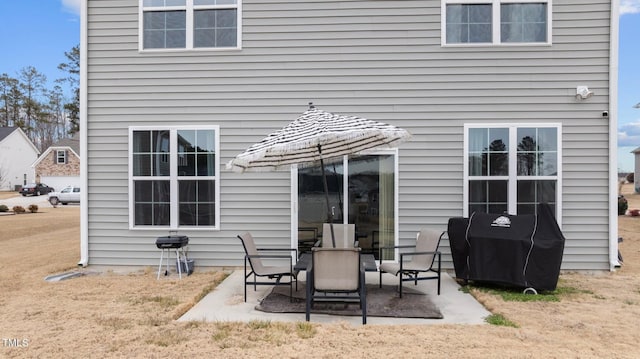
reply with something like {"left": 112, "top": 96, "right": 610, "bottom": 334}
{"left": 290, "top": 148, "right": 400, "bottom": 262}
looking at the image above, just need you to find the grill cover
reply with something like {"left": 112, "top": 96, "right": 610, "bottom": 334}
{"left": 156, "top": 235, "right": 189, "bottom": 249}
{"left": 448, "top": 204, "right": 565, "bottom": 291}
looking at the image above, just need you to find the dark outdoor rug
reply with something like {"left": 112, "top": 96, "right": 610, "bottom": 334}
{"left": 256, "top": 282, "right": 443, "bottom": 319}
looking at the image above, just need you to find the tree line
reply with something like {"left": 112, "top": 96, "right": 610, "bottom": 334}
{"left": 0, "top": 45, "right": 79, "bottom": 152}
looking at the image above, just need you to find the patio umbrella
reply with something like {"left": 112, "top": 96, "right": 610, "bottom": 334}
{"left": 226, "top": 104, "right": 411, "bottom": 247}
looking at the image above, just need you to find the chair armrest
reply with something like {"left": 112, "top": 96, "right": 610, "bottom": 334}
{"left": 246, "top": 253, "right": 294, "bottom": 267}
{"left": 378, "top": 244, "right": 416, "bottom": 260}
{"left": 379, "top": 244, "right": 415, "bottom": 250}
{"left": 399, "top": 250, "right": 441, "bottom": 260}
{"left": 257, "top": 248, "right": 298, "bottom": 259}
{"left": 247, "top": 253, "right": 292, "bottom": 259}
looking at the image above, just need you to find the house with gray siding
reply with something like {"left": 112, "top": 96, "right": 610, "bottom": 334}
{"left": 80, "top": 0, "right": 620, "bottom": 271}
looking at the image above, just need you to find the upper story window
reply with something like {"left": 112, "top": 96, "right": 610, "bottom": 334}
{"left": 129, "top": 126, "right": 220, "bottom": 229}
{"left": 443, "top": 0, "right": 550, "bottom": 46}
{"left": 56, "top": 150, "right": 67, "bottom": 164}
{"left": 140, "top": 0, "right": 241, "bottom": 50}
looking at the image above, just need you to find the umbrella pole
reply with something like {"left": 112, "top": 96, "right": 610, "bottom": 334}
{"left": 318, "top": 145, "right": 336, "bottom": 248}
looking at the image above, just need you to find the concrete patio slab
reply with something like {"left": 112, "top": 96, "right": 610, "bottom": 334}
{"left": 179, "top": 270, "right": 491, "bottom": 325}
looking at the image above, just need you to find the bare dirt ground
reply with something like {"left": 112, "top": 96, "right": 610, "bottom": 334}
{"left": 1, "top": 188, "right": 640, "bottom": 358}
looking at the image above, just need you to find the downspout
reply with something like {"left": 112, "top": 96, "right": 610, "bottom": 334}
{"left": 78, "top": 0, "right": 89, "bottom": 267}
{"left": 608, "top": 0, "right": 620, "bottom": 270}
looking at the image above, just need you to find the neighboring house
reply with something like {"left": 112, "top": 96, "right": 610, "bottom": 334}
{"left": 0, "top": 127, "right": 39, "bottom": 191}
{"left": 81, "top": 0, "right": 620, "bottom": 271}
{"left": 632, "top": 147, "right": 640, "bottom": 193}
{"left": 33, "top": 135, "right": 81, "bottom": 191}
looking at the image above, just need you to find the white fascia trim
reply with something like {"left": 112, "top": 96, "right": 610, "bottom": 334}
{"left": 608, "top": 0, "right": 620, "bottom": 271}
{"left": 78, "top": 0, "right": 89, "bottom": 267}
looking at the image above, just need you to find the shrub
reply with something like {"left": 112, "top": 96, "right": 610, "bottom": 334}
{"left": 0, "top": 204, "right": 8, "bottom": 212}
{"left": 28, "top": 204, "right": 38, "bottom": 213}
{"left": 618, "top": 195, "right": 628, "bottom": 215}
{"left": 12, "top": 206, "right": 26, "bottom": 214}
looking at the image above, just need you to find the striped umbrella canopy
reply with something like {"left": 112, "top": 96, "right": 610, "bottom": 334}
{"left": 226, "top": 105, "right": 411, "bottom": 247}
{"left": 226, "top": 106, "right": 411, "bottom": 172}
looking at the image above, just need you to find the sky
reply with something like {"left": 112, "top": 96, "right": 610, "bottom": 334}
{"left": 0, "top": 0, "right": 80, "bottom": 95}
{"left": 0, "top": 0, "right": 639, "bottom": 170}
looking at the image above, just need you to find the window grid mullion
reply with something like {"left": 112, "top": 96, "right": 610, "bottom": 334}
{"left": 186, "top": 0, "right": 194, "bottom": 49}
{"left": 508, "top": 127, "right": 518, "bottom": 214}
{"left": 170, "top": 130, "right": 179, "bottom": 228}
{"left": 493, "top": 1, "right": 500, "bottom": 44}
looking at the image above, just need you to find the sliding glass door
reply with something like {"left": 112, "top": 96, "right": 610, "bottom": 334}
{"left": 296, "top": 152, "right": 397, "bottom": 260}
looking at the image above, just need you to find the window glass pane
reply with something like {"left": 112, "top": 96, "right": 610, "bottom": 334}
{"left": 133, "top": 154, "right": 152, "bottom": 176}
{"left": 446, "top": 4, "right": 491, "bottom": 43}
{"left": 538, "top": 180, "right": 556, "bottom": 203}
{"left": 469, "top": 180, "right": 507, "bottom": 214}
{"left": 488, "top": 129, "right": 508, "bottom": 176}
{"left": 517, "top": 203, "right": 535, "bottom": 215}
{"left": 469, "top": 24, "right": 492, "bottom": 42}
{"left": 469, "top": 128, "right": 488, "bottom": 152}
{"left": 179, "top": 180, "right": 216, "bottom": 226}
{"left": 195, "top": 0, "right": 236, "bottom": 5}
{"left": 194, "top": 9, "right": 237, "bottom": 48}
{"left": 133, "top": 131, "right": 151, "bottom": 152}
{"left": 488, "top": 180, "right": 507, "bottom": 202}
{"left": 517, "top": 128, "right": 557, "bottom": 176}
{"left": 197, "top": 153, "right": 216, "bottom": 175}
{"left": 197, "top": 130, "right": 216, "bottom": 152}
{"left": 489, "top": 128, "right": 508, "bottom": 148}
{"left": 468, "top": 153, "right": 486, "bottom": 176}
{"left": 143, "top": 11, "right": 186, "bottom": 49}
{"left": 488, "top": 204, "right": 508, "bottom": 214}
{"left": 134, "top": 180, "right": 170, "bottom": 225}
{"left": 178, "top": 154, "right": 196, "bottom": 176}
{"left": 537, "top": 127, "right": 557, "bottom": 151}
{"left": 517, "top": 180, "right": 535, "bottom": 202}
{"left": 469, "top": 180, "right": 488, "bottom": 202}
{"left": 133, "top": 130, "right": 170, "bottom": 176}
{"left": 539, "top": 151, "right": 557, "bottom": 175}
{"left": 144, "top": 0, "right": 186, "bottom": 6}
{"left": 501, "top": 4, "right": 547, "bottom": 43}
{"left": 517, "top": 128, "right": 536, "bottom": 148}
{"left": 178, "top": 130, "right": 216, "bottom": 176}
{"left": 517, "top": 180, "right": 556, "bottom": 215}
{"left": 489, "top": 153, "right": 508, "bottom": 175}
{"left": 178, "top": 130, "right": 196, "bottom": 151}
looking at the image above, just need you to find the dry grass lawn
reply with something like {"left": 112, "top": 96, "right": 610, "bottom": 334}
{"left": 1, "top": 187, "right": 640, "bottom": 358}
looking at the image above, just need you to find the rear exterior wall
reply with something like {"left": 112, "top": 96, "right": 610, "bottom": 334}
{"left": 85, "top": 0, "right": 613, "bottom": 270}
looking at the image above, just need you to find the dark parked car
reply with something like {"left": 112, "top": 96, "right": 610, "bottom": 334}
{"left": 20, "top": 183, "right": 54, "bottom": 196}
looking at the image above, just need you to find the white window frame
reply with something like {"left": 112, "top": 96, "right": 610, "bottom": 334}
{"left": 128, "top": 125, "right": 221, "bottom": 230}
{"left": 56, "top": 150, "right": 67, "bottom": 164}
{"left": 139, "top": 0, "right": 242, "bottom": 52}
{"left": 463, "top": 123, "right": 562, "bottom": 226}
{"left": 441, "top": 0, "right": 552, "bottom": 47}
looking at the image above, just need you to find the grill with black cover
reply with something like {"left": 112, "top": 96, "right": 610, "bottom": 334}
{"left": 447, "top": 203, "right": 565, "bottom": 292}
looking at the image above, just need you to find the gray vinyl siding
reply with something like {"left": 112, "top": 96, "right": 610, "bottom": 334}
{"left": 86, "top": 0, "right": 613, "bottom": 270}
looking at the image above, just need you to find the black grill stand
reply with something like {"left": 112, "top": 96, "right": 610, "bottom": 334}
{"left": 156, "top": 235, "right": 189, "bottom": 280}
